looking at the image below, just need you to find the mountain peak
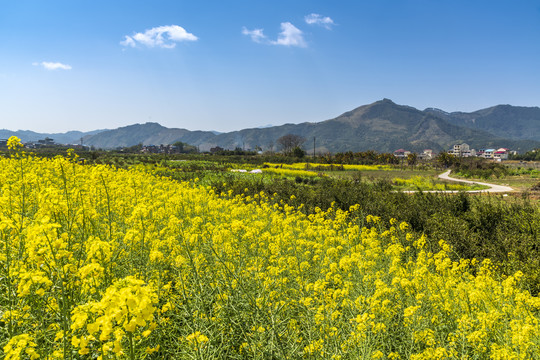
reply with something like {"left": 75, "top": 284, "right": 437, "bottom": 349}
{"left": 365, "top": 98, "right": 398, "bottom": 108}
{"left": 424, "top": 107, "right": 450, "bottom": 115}
{"left": 369, "top": 98, "right": 420, "bottom": 111}
{"left": 117, "top": 122, "right": 166, "bottom": 130}
{"left": 139, "top": 122, "right": 164, "bottom": 127}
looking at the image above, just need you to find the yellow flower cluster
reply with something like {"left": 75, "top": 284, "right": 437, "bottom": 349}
{"left": 392, "top": 175, "right": 484, "bottom": 191}
{"left": 70, "top": 276, "right": 157, "bottom": 356}
{"left": 185, "top": 331, "right": 209, "bottom": 348}
{"left": 3, "top": 334, "right": 39, "bottom": 360}
{"left": 264, "top": 162, "right": 392, "bottom": 171}
{"left": 6, "top": 136, "right": 23, "bottom": 150}
{"left": 262, "top": 167, "right": 320, "bottom": 177}
{"left": 0, "top": 152, "right": 539, "bottom": 359}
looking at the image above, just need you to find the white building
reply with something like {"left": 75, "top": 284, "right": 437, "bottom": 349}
{"left": 482, "top": 149, "right": 495, "bottom": 159}
{"left": 419, "top": 149, "right": 433, "bottom": 159}
{"left": 494, "top": 148, "right": 509, "bottom": 161}
{"left": 449, "top": 143, "right": 474, "bottom": 157}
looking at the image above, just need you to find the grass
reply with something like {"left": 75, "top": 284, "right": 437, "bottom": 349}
{"left": 452, "top": 172, "right": 539, "bottom": 192}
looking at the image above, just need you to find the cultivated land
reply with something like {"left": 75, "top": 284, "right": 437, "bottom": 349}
{"left": 438, "top": 170, "right": 513, "bottom": 193}
{"left": 1, "top": 142, "right": 539, "bottom": 359}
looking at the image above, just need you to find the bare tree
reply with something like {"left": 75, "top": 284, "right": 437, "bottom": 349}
{"left": 276, "top": 134, "right": 305, "bottom": 155}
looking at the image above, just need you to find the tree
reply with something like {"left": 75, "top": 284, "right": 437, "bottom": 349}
{"left": 436, "top": 152, "right": 457, "bottom": 168}
{"left": 172, "top": 141, "right": 198, "bottom": 154}
{"left": 277, "top": 134, "right": 305, "bottom": 155}
{"left": 123, "top": 143, "right": 143, "bottom": 153}
{"left": 407, "top": 153, "right": 418, "bottom": 167}
{"left": 292, "top": 146, "right": 306, "bottom": 158}
{"left": 210, "top": 146, "right": 224, "bottom": 154}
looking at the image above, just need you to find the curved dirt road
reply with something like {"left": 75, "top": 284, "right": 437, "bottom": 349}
{"left": 437, "top": 170, "right": 513, "bottom": 193}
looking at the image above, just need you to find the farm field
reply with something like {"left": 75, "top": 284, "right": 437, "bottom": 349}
{"left": 1, "top": 143, "right": 540, "bottom": 359}
{"left": 452, "top": 161, "right": 540, "bottom": 192}
{"left": 452, "top": 176, "right": 536, "bottom": 193}
{"left": 5, "top": 1, "right": 540, "bottom": 358}
{"left": 148, "top": 160, "right": 489, "bottom": 192}
{"left": 451, "top": 173, "right": 539, "bottom": 193}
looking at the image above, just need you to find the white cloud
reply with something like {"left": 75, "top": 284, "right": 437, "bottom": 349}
{"left": 305, "top": 13, "right": 335, "bottom": 29}
{"left": 121, "top": 25, "right": 198, "bottom": 49}
{"left": 120, "top": 36, "right": 136, "bottom": 48}
{"left": 241, "top": 27, "right": 266, "bottom": 43}
{"left": 271, "top": 22, "right": 306, "bottom": 47}
{"left": 33, "top": 62, "right": 72, "bottom": 70}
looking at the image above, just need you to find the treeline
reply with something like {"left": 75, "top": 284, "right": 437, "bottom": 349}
{"left": 453, "top": 158, "right": 511, "bottom": 179}
{"left": 510, "top": 148, "right": 540, "bottom": 161}
{"left": 319, "top": 150, "right": 400, "bottom": 165}
{"left": 438, "top": 156, "right": 540, "bottom": 179}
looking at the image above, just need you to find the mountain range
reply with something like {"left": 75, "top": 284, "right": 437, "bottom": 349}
{"left": 3, "top": 99, "right": 540, "bottom": 153}
{"left": 0, "top": 129, "right": 104, "bottom": 145}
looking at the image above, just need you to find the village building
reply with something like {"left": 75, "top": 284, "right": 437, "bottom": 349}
{"left": 393, "top": 149, "right": 411, "bottom": 158}
{"left": 141, "top": 144, "right": 180, "bottom": 154}
{"left": 449, "top": 143, "right": 474, "bottom": 157}
{"left": 481, "top": 149, "right": 495, "bottom": 159}
{"left": 493, "top": 148, "right": 509, "bottom": 161}
{"left": 418, "top": 149, "right": 433, "bottom": 159}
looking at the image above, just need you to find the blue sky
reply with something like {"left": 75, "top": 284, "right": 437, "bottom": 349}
{"left": 1, "top": 0, "right": 540, "bottom": 133}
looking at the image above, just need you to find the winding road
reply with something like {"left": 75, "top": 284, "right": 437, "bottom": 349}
{"left": 437, "top": 170, "right": 513, "bottom": 193}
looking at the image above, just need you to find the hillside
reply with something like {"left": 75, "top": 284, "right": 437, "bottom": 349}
{"left": 7, "top": 99, "right": 540, "bottom": 153}
{"left": 204, "top": 99, "right": 458, "bottom": 153}
{"left": 82, "top": 123, "right": 217, "bottom": 149}
{"left": 84, "top": 99, "right": 540, "bottom": 153}
{"left": 424, "top": 104, "right": 540, "bottom": 141}
{"left": 0, "top": 129, "right": 105, "bottom": 144}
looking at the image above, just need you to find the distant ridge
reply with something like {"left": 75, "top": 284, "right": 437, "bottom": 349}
{"left": 0, "top": 129, "right": 106, "bottom": 144}
{"left": 82, "top": 122, "right": 217, "bottom": 149}
{"left": 6, "top": 99, "right": 540, "bottom": 153}
{"left": 424, "top": 104, "right": 540, "bottom": 141}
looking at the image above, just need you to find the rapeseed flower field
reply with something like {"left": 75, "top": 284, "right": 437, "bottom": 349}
{"left": 1, "top": 138, "right": 539, "bottom": 359}
{"left": 264, "top": 163, "right": 392, "bottom": 172}
{"left": 262, "top": 167, "right": 321, "bottom": 178}
{"left": 392, "top": 176, "right": 488, "bottom": 191}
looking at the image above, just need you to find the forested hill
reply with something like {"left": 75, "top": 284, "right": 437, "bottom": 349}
{"left": 0, "top": 129, "right": 105, "bottom": 144}
{"left": 424, "top": 104, "right": 540, "bottom": 141}
{"left": 5, "top": 99, "right": 539, "bottom": 153}
{"left": 82, "top": 99, "right": 540, "bottom": 153}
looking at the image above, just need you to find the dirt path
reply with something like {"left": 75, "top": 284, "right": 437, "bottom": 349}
{"left": 437, "top": 170, "right": 514, "bottom": 193}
